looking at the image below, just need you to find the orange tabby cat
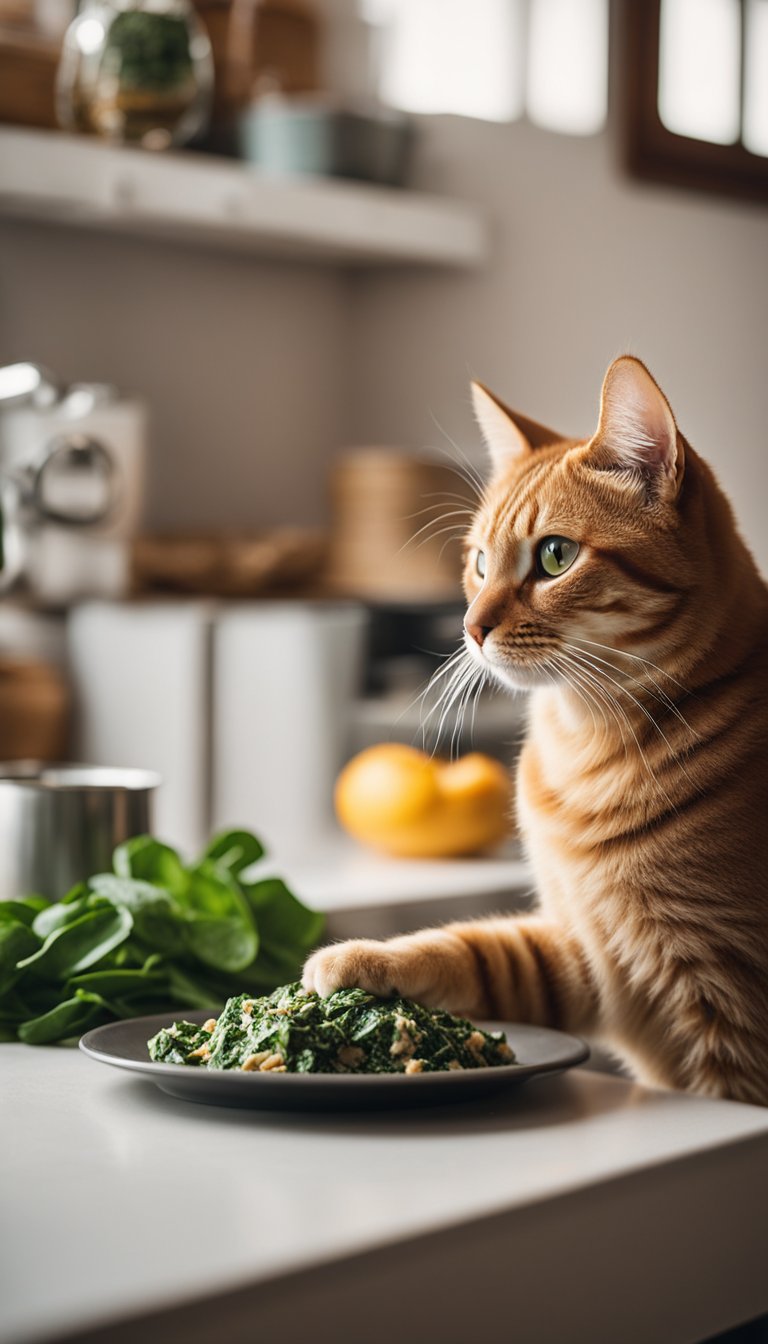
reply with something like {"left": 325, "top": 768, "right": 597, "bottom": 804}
{"left": 304, "top": 356, "right": 768, "bottom": 1105}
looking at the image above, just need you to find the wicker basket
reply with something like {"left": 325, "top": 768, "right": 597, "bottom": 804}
{"left": 327, "top": 449, "right": 475, "bottom": 603}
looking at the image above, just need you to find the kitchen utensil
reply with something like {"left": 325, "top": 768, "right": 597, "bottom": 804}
{"left": 80, "top": 1011, "right": 589, "bottom": 1110}
{"left": 0, "top": 364, "right": 147, "bottom": 604}
{"left": 0, "top": 763, "right": 159, "bottom": 902}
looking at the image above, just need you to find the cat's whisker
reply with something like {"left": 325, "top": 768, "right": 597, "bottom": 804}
{"left": 427, "top": 410, "right": 486, "bottom": 500}
{"left": 560, "top": 651, "right": 663, "bottom": 791}
{"left": 564, "top": 644, "right": 682, "bottom": 760}
{"left": 433, "top": 660, "right": 477, "bottom": 755}
{"left": 450, "top": 669, "right": 476, "bottom": 758}
{"left": 458, "top": 663, "right": 485, "bottom": 754}
{"left": 388, "top": 653, "right": 464, "bottom": 744}
{"left": 558, "top": 649, "right": 682, "bottom": 813}
{"left": 419, "top": 674, "right": 467, "bottom": 746}
{"left": 399, "top": 509, "right": 475, "bottom": 553}
{"left": 458, "top": 665, "right": 486, "bottom": 756}
{"left": 553, "top": 651, "right": 628, "bottom": 753}
{"left": 558, "top": 649, "right": 637, "bottom": 746}
{"left": 420, "top": 671, "right": 475, "bottom": 739}
{"left": 373, "top": 645, "right": 468, "bottom": 756}
{"left": 568, "top": 635, "right": 694, "bottom": 724}
{"left": 432, "top": 434, "right": 486, "bottom": 498}
{"left": 419, "top": 650, "right": 473, "bottom": 738}
{"left": 411, "top": 523, "right": 470, "bottom": 554}
{"left": 437, "top": 531, "right": 470, "bottom": 562}
{"left": 469, "top": 667, "right": 487, "bottom": 746}
{"left": 570, "top": 636, "right": 692, "bottom": 699}
{"left": 428, "top": 451, "right": 484, "bottom": 503}
{"left": 401, "top": 501, "right": 475, "bottom": 522}
{"left": 420, "top": 490, "right": 480, "bottom": 506}
{"left": 549, "top": 652, "right": 601, "bottom": 739}
{"left": 565, "top": 639, "right": 693, "bottom": 733}
{"left": 428, "top": 667, "right": 470, "bottom": 754}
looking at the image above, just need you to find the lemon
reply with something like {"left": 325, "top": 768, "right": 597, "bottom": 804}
{"left": 335, "top": 744, "right": 513, "bottom": 858}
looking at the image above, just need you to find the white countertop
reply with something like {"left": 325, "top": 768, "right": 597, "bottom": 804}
{"left": 277, "top": 837, "right": 533, "bottom": 938}
{"left": 3, "top": 1043, "right": 768, "bottom": 1344}
{"left": 282, "top": 842, "right": 531, "bottom": 910}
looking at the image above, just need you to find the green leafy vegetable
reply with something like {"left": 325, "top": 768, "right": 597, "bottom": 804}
{"left": 18, "top": 906, "right": 134, "bottom": 981}
{"left": 203, "top": 830, "right": 264, "bottom": 877}
{"left": 0, "top": 923, "right": 41, "bottom": 995}
{"left": 18, "top": 990, "right": 112, "bottom": 1045}
{"left": 0, "top": 830, "right": 324, "bottom": 1045}
{"left": 0, "top": 899, "right": 48, "bottom": 928}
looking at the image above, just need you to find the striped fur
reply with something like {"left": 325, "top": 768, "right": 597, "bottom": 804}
{"left": 304, "top": 358, "right": 768, "bottom": 1104}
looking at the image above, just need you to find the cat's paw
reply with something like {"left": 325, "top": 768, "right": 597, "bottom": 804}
{"left": 303, "top": 939, "right": 403, "bottom": 999}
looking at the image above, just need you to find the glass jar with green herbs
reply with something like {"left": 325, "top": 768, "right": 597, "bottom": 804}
{"left": 57, "top": 0, "right": 213, "bottom": 148}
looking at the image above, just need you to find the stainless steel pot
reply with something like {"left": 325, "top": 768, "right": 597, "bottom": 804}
{"left": 0, "top": 764, "right": 160, "bottom": 902}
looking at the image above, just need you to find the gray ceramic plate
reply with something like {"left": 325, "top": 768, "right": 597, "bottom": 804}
{"left": 80, "top": 1011, "right": 589, "bottom": 1111}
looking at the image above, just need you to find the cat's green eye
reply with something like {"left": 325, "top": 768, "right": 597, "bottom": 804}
{"left": 537, "top": 536, "right": 579, "bottom": 578}
{"left": 475, "top": 549, "right": 486, "bottom": 580}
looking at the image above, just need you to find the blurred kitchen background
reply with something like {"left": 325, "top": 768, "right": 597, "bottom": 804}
{"left": 0, "top": 0, "right": 766, "bottom": 915}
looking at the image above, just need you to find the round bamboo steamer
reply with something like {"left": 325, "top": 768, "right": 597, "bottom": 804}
{"left": 327, "top": 449, "right": 475, "bottom": 602}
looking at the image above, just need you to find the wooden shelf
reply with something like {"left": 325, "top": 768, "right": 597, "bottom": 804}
{"left": 0, "top": 126, "right": 486, "bottom": 267}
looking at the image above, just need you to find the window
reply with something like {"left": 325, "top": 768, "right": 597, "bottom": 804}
{"left": 365, "top": 0, "right": 609, "bottom": 135}
{"left": 527, "top": 0, "right": 608, "bottom": 135}
{"left": 623, "top": 0, "right": 768, "bottom": 202}
{"left": 374, "top": 0, "right": 526, "bottom": 122}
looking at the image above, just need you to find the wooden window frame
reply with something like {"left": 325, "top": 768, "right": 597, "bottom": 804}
{"left": 621, "top": 0, "right": 768, "bottom": 204}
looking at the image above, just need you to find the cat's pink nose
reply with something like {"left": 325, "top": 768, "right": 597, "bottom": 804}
{"left": 466, "top": 621, "right": 495, "bottom": 648}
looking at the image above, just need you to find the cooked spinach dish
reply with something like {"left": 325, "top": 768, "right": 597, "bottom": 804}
{"left": 148, "top": 983, "right": 515, "bottom": 1074}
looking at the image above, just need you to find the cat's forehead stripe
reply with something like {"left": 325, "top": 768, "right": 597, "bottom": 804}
{"left": 491, "top": 458, "right": 553, "bottom": 537}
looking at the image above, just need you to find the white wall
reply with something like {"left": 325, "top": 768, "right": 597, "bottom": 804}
{"left": 0, "top": 220, "right": 350, "bottom": 531}
{"left": 1, "top": 113, "right": 765, "bottom": 566}
{"left": 347, "top": 115, "right": 768, "bottom": 569}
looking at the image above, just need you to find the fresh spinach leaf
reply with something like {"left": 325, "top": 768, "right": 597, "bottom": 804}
{"left": 17, "top": 906, "right": 133, "bottom": 980}
{"left": 0, "top": 922, "right": 41, "bottom": 994}
{"left": 88, "top": 874, "right": 184, "bottom": 953}
{"left": 182, "top": 913, "right": 258, "bottom": 975}
{"left": 113, "top": 836, "right": 187, "bottom": 894}
{"left": 0, "top": 899, "right": 48, "bottom": 928}
{"left": 164, "top": 962, "right": 225, "bottom": 1010}
{"left": 3, "top": 826, "right": 324, "bottom": 1044}
{"left": 202, "top": 829, "right": 264, "bottom": 876}
{"left": 66, "top": 963, "right": 169, "bottom": 998}
{"left": 32, "top": 895, "right": 91, "bottom": 941}
{"left": 18, "top": 990, "right": 110, "bottom": 1044}
{"left": 244, "top": 878, "right": 325, "bottom": 952}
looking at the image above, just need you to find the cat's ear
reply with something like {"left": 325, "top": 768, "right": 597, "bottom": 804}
{"left": 471, "top": 381, "right": 565, "bottom": 475}
{"left": 590, "top": 357, "right": 684, "bottom": 494}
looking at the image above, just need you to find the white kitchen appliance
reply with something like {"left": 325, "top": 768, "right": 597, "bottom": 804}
{"left": 67, "top": 599, "right": 368, "bottom": 860}
{"left": 0, "top": 363, "right": 146, "bottom": 604}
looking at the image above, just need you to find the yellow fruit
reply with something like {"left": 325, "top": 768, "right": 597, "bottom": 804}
{"left": 334, "top": 743, "right": 513, "bottom": 858}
